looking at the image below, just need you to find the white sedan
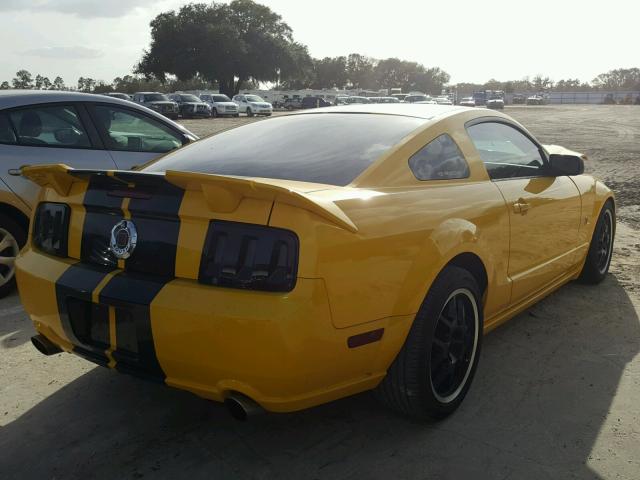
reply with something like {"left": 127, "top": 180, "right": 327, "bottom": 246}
{"left": 232, "top": 94, "right": 273, "bottom": 117}
{"left": 200, "top": 93, "right": 239, "bottom": 117}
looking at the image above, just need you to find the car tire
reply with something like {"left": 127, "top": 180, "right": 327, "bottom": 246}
{"left": 376, "top": 266, "right": 483, "bottom": 419}
{"left": 578, "top": 201, "right": 615, "bottom": 284}
{"left": 265, "top": 113, "right": 272, "bottom": 117}
{"left": 234, "top": 114, "right": 240, "bottom": 117}
{"left": 212, "top": 108, "right": 218, "bottom": 118}
{"left": 246, "top": 108, "right": 254, "bottom": 117}
{"left": 0, "top": 214, "right": 26, "bottom": 298}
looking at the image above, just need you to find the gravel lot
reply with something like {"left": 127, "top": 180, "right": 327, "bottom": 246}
{"left": 1, "top": 105, "right": 639, "bottom": 479}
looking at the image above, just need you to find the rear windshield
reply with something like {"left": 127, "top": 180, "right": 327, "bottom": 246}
{"left": 143, "top": 113, "right": 425, "bottom": 186}
{"left": 144, "top": 94, "right": 169, "bottom": 102}
{"left": 179, "top": 94, "right": 201, "bottom": 102}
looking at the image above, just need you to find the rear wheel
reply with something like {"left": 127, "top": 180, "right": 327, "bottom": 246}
{"left": 376, "top": 266, "right": 483, "bottom": 419}
{"left": 579, "top": 201, "right": 615, "bottom": 284}
{"left": 246, "top": 108, "right": 254, "bottom": 117}
{"left": 0, "top": 214, "right": 26, "bottom": 298}
{"left": 212, "top": 108, "right": 218, "bottom": 118}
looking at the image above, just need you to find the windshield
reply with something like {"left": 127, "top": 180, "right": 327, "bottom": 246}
{"left": 145, "top": 94, "right": 169, "bottom": 102}
{"left": 245, "top": 95, "right": 264, "bottom": 102}
{"left": 180, "top": 94, "right": 201, "bottom": 102}
{"left": 212, "top": 95, "right": 231, "bottom": 102}
{"left": 143, "top": 114, "right": 426, "bottom": 186}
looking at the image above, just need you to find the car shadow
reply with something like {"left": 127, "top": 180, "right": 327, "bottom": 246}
{"left": 1, "top": 276, "right": 638, "bottom": 480}
{"left": 0, "top": 292, "right": 32, "bottom": 348}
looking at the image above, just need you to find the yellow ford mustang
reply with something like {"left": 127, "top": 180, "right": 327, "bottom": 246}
{"left": 16, "top": 104, "right": 615, "bottom": 420}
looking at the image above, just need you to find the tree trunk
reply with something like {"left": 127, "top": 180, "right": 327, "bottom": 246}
{"left": 233, "top": 76, "right": 246, "bottom": 95}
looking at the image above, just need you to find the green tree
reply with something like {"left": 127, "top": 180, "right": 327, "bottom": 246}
{"left": 42, "top": 77, "right": 51, "bottom": 89}
{"left": 78, "top": 77, "right": 96, "bottom": 92}
{"left": 93, "top": 81, "right": 114, "bottom": 93}
{"left": 0, "top": 81, "right": 9, "bottom": 90}
{"left": 592, "top": 68, "right": 640, "bottom": 90}
{"left": 346, "top": 53, "right": 375, "bottom": 89}
{"left": 12, "top": 69, "right": 33, "bottom": 89}
{"left": 310, "top": 56, "right": 348, "bottom": 89}
{"left": 52, "top": 76, "right": 66, "bottom": 90}
{"left": 137, "top": 0, "right": 306, "bottom": 97}
{"left": 35, "top": 74, "right": 45, "bottom": 89}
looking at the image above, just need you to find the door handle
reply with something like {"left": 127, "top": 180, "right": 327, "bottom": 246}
{"left": 513, "top": 199, "right": 530, "bottom": 214}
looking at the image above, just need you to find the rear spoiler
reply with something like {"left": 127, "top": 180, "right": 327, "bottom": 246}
{"left": 21, "top": 164, "right": 358, "bottom": 233}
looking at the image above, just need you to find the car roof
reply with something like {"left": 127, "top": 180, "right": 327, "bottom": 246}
{"left": 0, "top": 89, "right": 139, "bottom": 110}
{"left": 0, "top": 89, "right": 196, "bottom": 136}
{"left": 294, "top": 103, "right": 469, "bottom": 120}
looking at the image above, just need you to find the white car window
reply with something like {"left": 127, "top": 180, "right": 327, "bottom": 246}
{"left": 8, "top": 105, "right": 91, "bottom": 148}
{"left": 93, "top": 105, "right": 183, "bottom": 153}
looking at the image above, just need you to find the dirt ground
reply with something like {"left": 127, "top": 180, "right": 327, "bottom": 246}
{"left": 1, "top": 105, "right": 639, "bottom": 479}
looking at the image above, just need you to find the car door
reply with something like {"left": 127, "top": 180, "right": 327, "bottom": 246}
{"left": 86, "top": 103, "right": 187, "bottom": 170}
{"left": 466, "top": 120, "right": 582, "bottom": 304}
{"left": 0, "top": 103, "right": 116, "bottom": 208}
{"left": 234, "top": 96, "right": 246, "bottom": 113}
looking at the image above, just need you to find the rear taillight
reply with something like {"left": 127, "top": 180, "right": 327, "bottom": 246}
{"left": 32, "top": 202, "right": 70, "bottom": 257}
{"left": 198, "top": 221, "right": 299, "bottom": 292}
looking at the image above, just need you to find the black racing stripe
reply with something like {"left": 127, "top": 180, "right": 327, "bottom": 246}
{"left": 123, "top": 178, "right": 184, "bottom": 277}
{"left": 78, "top": 174, "right": 185, "bottom": 278}
{"left": 80, "top": 175, "right": 123, "bottom": 268}
{"left": 99, "top": 273, "right": 168, "bottom": 380}
{"left": 55, "top": 263, "right": 113, "bottom": 363}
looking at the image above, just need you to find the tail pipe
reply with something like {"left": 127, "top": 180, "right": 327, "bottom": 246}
{"left": 224, "top": 392, "right": 264, "bottom": 421}
{"left": 31, "top": 334, "right": 62, "bottom": 356}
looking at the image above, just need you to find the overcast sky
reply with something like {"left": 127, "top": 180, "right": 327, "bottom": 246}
{"left": 0, "top": 0, "right": 637, "bottom": 86}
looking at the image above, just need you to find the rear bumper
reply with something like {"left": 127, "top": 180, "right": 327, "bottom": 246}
{"left": 16, "top": 247, "right": 396, "bottom": 412}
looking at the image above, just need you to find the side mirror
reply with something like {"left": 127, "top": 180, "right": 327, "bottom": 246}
{"left": 549, "top": 153, "right": 584, "bottom": 176}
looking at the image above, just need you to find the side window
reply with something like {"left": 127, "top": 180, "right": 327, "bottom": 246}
{"left": 467, "top": 122, "right": 545, "bottom": 180}
{"left": 93, "top": 105, "right": 183, "bottom": 153}
{"left": 8, "top": 105, "right": 91, "bottom": 148}
{"left": 0, "top": 113, "right": 17, "bottom": 145}
{"left": 409, "top": 134, "right": 469, "bottom": 180}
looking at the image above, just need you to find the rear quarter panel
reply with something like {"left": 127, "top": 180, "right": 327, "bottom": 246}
{"left": 269, "top": 180, "right": 510, "bottom": 330}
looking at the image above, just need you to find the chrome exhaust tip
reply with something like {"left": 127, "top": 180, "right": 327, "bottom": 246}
{"left": 224, "top": 392, "right": 264, "bottom": 421}
{"left": 31, "top": 334, "right": 62, "bottom": 356}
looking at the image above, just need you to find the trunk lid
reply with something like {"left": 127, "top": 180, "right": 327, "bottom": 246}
{"left": 22, "top": 164, "right": 357, "bottom": 279}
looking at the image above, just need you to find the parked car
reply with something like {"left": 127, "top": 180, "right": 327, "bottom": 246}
{"left": 526, "top": 95, "right": 545, "bottom": 105}
{"left": 0, "top": 90, "right": 197, "bottom": 297}
{"left": 103, "top": 92, "right": 132, "bottom": 101}
{"left": 199, "top": 93, "right": 239, "bottom": 117}
{"left": 168, "top": 93, "right": 211, "bottom": 119}
{"left": 405, "top": 94, "right": 432, "bottom": 103}
{"left": 459, "top": 97, "right": 476, "bottom": 107}
{"left": 334, "top": 96, "right": 350, "bottom": 105}
{"left": 369, "top": 97, "right": 400, "bottom": 104}
{"left": 512, "top": 94, "right": 526, "bottom": 105}
{"left": 132, "top": 92, "right": 179, "bottom": 119}
{"left": 434, "top": 96, "right": 453, "bottom": 105}
{"left": 301, "top": 96, "right": 332, "bottom": 109}
{"left": 486, "top": 98, "right": 505, "bottom": 110}
{"left": 283, "top": 98, "right": 303, "bottom": 110}
{"left": 17, "top": 103, "right": 614, "bottom": 421}
{"left": 344, "top": 96, "right": 370, "bottom": 104}
{"left": 232, "top": 94, "right": 273, "bottom": 117}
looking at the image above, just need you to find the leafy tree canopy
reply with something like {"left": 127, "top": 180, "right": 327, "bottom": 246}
{"left": 136, "top": 0, "right": 308, "bottom": 97}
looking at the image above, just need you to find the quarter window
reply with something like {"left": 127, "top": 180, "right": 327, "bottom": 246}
{"left": 467, "top": 122, "right": 546, "bottom": 179}
{"left": 8, "top": 105, "right": 90, "bottom": 148}
{"left": 409, "top": 134, "right": 469, "bottom": 180}
{"left": 93, "top": 105, "right": 183, "bottom": 153}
